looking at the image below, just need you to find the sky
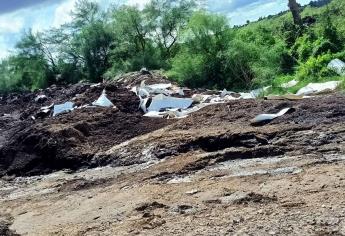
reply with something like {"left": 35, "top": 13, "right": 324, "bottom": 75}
{"left": 0, "top": 0, "right": 311, "bottom": 59}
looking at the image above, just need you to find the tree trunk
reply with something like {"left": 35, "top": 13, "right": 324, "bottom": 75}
{"left": 288, "top": 0, "right": 302, "bottom": 26}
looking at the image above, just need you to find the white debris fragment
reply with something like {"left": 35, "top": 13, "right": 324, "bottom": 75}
{"left": 192, "top": 94, "right": 211, "bottom": 103}
{"left": 92, "top": 90, "right": 114, "bottom": 107}
{"left": 144, "top": 109, "right": 188, "bottom": 119}
{"left": 53, "top": 102, "right": 74, "bottom": 116}
{"left": 251, "top": 108, "right": 292, "bottom": 124}
{"left": 250, "top": 86, "right": 271, "bottom": 98}
{"left": 239, "top": 93, "right": 256, "bottom": 99}
{"left": 220, "top": 89, "right": 235, "bottom": 98}
{"left": 296, "top": 81, "right": 341, "bottom": 96}
{"left": 148, "top": 94, "right": 193, "bottom": 112}
{"left": 90, "top": 83, "right": 102, "bottom": 88}
{"left": 34, "top": 95, "right": 47, "bottom": 103}
{"left": 281, "top": 79, "right": 299, "bottom": 88}
{"left": 328, "top": 59, "right": 345, "bottom": 75}
{"left": 139, "top": 97, "right": 149, "bottom": 113}
{"left": 146, "top": 83, "right": 172, "bottom": 91}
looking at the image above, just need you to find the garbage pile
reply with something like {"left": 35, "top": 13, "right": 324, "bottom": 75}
{"left": 328, "top": 58, "right": 345, "bottom": 76}
{"left": 129, "top": 78, "right": 275, "bottom": 119}
{"left": 27, "top": 64, "right": 342, "bottom": 120}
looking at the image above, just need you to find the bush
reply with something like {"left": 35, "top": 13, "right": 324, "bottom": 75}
{"left": 296, "top": 53, "right": 336, "bottom": 81}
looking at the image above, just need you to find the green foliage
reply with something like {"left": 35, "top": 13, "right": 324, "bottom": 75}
{"left": 1, "top": 0, "right": 345, "bottom": 93}
{"left": 169, "top": 11, "right": 232, "bottom": 89}
{"left": 296, "top": 53, "right": 336, "bottom": 81}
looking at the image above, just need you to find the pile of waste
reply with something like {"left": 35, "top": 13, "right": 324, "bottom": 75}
{"left": 0, "top": 67, "right": 343, "bottom": 177}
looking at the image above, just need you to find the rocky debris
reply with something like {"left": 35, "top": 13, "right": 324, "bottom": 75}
{"left": 0, "top": 216, "right": 19, "bottom": 236}
{"left": 135, "top": 202, "right": 168, "bottom": 212}
{"left": 219, "top": 191, "right": 277, "bottom": 205}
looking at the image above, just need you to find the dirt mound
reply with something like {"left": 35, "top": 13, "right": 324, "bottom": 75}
{"left": 114, "top": 71, "right": 171, "bottom": 88}
{"left": 94, "top": 94, "right": 345, "bottom": 179}
{"left": 1, "top": 70, "right": 344, "bottom": 177}
{"left": 0, "top": 71, "right": 175, "bottom": 177}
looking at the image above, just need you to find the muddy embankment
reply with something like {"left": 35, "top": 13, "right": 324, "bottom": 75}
{"left": 0, "top": 70, "right": 344, "bottom": 178}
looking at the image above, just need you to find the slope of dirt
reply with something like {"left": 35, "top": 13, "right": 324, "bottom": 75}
{"left": 95, "top": 94, "right": 345, "bottom": 173}
{"left": 0, "top": 83, "right": 344, "bottom": 235}
{"left": 0, "top": 72, "right": 174, "bottom": 176}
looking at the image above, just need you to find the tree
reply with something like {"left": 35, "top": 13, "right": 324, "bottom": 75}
{"left": 169, "top": 11, "right": 233, "bottom": 88}
{"left": 288, "top": 0, "right": 302, "bottom": 26}
{"left": 10, "top": 31, "right": 54, "bottom": 90}
{"left": 144, "top": 0, "right": 196, "bottom": 58}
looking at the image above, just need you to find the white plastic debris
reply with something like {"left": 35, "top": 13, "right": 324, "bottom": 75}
{"left": 92, "top": 90, "right": 114, "bottom": 107}
{"left": 296, "top": 81, "right": 341, "bottom": 96}
{"left": 139, "top": 97, "right": 149, "bottom": 113}
{"left": 192, "top": 94, "right": 211, "bottom": 103}
{"left": 144, "top": 110, "right": 188, "bottom": 119}
{"left": 146, "top": 83, "right": 172, "bottom": 91}
{"left": 281, "top": 79, "right": 299, "bottom": 88}
{"left": 138, "top": 87, "right": 150, "bottom": 97}
{"left": 147, "top": 94, "right": 193, "bottom": 112}
{"left": 239, "top": 93, "right": 256, "bottom": 99}
{"left": 90, "top": 83, "right": 102, "bottom": 88}
{"left": 133, "top": 81, "right": 173, "bottom": 96}
{"left": 34, "top": 95, "right": 47, "bottom": 103}
{"left": 250, "top": 86, "right": 271, "bottom": 98}
{"left": 251, "top": 108, "right": 292, "bottom": 124}
{"left": 143, "top": 111, "right": 165, "bottom": 118}
{"left": 328, "top": 59, "right": 345, "bottom": 75}
{"left": 220, "top": 89, "right": 235, "bottom": 98}
{"left": 53, "top": 102, "right": 74, "bottom": 116}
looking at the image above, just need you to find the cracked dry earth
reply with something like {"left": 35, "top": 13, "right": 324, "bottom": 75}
{"left": 0, "top": 93, "right": 345, "bottom": 235}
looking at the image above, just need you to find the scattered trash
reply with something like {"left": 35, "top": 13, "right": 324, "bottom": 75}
{"left": 140, "top": 67, "right": 151, "bottom": 75}
{"left": 34, "top": 95, "right": 48, "bottom": 103}
{"left": 35, "top": 103, "right": 54, "bottom": 119}
{"left": 251, "top": 108, "right": 293, "bottom": 125}
{"left": 296, "top": 81, "right": 341, "bottom": 96}
{"left": 250, "top": 86, "right": 271, "bottom": 98}
{"left": 220, "top": 89, "right": 235, "bottom": 98}
{"left": 281, "top": 79, "right": 299, "bottom": 88}
{"left": 139, "top": 97, "right": 149, "bottom": 113}
{"left": 192, "top": 94, "right": 211, "bottom": 103}
{"left": 144, "top": 110, "right": 187, "bottom": 119}
{"left": 239, "top": 93, "right": 256, "bottom": 99}
{"left": 53, "top": 102, "right": 74, "bottom": 117}
{"left": 147, "top": 94, "right": 193, "bottom": 112}
{"left": 90, "top": 83, "right": 102, "bottom": 88}
{"left": 265, "top": 94, "right": 304, "bottom": 101}
{"left": 328, "top": 59, "right": 345, "bottom": 75}
{"left": 92, "top": 90, "right": 115, "bottom": 107}
{"left": 185, "top": 189, "right": 200, "bottom": 195}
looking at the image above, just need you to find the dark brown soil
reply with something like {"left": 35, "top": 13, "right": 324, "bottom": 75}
{"left": 1, "top": 70, "right": 344, "bottom": 178}
{"left": 0, "top": 72, "right": 174, "bottom": 176}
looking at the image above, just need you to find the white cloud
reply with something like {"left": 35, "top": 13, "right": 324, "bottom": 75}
{"left": 0, "top": 0, "right": 314, "bottom": 60}
{"left": 126, "top": 0, "right": 150, "bottom": 9}
{"left": 53, "top": 0, "right": 77, "bottom": 28}
{"left": 219, "top": 0, "right": 311, "bottom": 25}
{"left": 52, "top": 0, "right": 113, "bottom": 28}
{"left": 0, "top": 13, "right": 24, "bottom": 34}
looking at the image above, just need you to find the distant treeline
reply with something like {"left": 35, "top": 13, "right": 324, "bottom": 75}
{"left": 0, "top": 0, "right": 344, "bottom": 93}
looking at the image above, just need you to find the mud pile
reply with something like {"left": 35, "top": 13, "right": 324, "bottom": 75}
{"left": 0, "top": 72, "right": 174, "bottom": 176}
{"left": 94, "top": 94, "right": 345, "bottom": 180}
{"left": 1, "top": 70, "right": 344, "bottom": 177}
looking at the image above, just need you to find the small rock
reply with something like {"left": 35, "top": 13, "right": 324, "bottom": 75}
{"left": 185, "top": 189, "right": 200, "bottom": 196}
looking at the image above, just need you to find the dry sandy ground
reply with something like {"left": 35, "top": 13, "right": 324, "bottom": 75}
{"left": 1, "top": 153, "right": 345, "bottom": 235}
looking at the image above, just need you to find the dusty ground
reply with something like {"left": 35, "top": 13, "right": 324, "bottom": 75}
{"left": 0, "top": 73, "right": 344, "bottom": 235}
